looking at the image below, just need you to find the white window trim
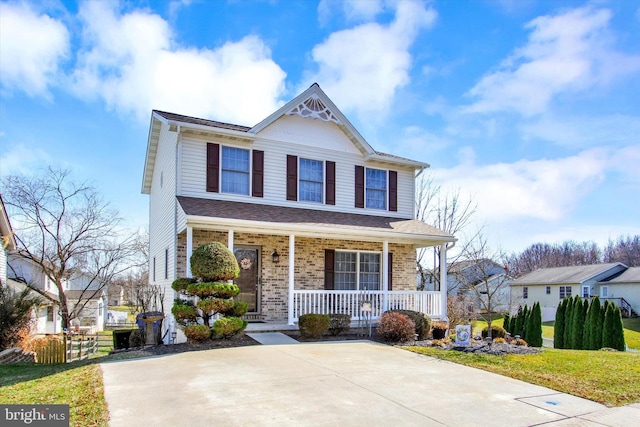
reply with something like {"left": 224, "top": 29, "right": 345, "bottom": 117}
{"left": 298, "top": 157, "right": 325, "bottom": 204}
{"left": 601, "top": 286, "right": 609, "bottom": 298}
{"left": 335, "top": 249, "right": 382, "bottom": 291}
{"left": 365, "top": 167, "right": 389, "bottom": 210}
{"left": 220, "top": 144, "right": 252, "bottom": 196}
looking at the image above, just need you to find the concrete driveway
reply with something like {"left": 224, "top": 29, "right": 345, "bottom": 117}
{"left": 101, "top": 341, "right": 637, "bottom": 426}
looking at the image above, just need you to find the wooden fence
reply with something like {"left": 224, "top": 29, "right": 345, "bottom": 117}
{"left": 35, "top": 334, "right": 99, "bottom": 364}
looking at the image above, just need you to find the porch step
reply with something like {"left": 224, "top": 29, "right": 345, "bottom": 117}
{"left": 247, "top": 332, "right": 299, "bottom": 345}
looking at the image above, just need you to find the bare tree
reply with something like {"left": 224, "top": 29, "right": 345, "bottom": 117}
{"left": 454, "top": 234, "right": 510, "bottom": 338}
{"left": 604, "top": 235, "right": 640, "bottom": 267}
{"left": 415, "top": 172, "right": 476, "bottom": 291}
{"left": 2, "top": 168, "right": 141, "bottom": 330}
{"left": 505, "top": 240, "right": 603, "bottom": 278}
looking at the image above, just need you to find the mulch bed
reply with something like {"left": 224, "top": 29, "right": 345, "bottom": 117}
{"left": 412, "top": 340, "right": 542, "bottom": 355}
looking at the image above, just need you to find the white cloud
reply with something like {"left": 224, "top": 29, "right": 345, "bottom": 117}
{"left": 432, "top": 148, "right": 609, "bottom": 223}
{"left": 305, "top": 0, "right": 437, "bottom": 116}
{"left": 521, "top": 114, "right": 640, "bottom": 149}
{"left": 466, "top": 7, "right": 640, "bottom": 116}
{"left": 70, "top": 2, "right": 286, "bottom": 124}
{"left": 0, "top": 144, "right": 52, "bottom": 176}
{"left": 318, "top": 0, "right": 384, "bottom": 26}
{"left": 0, "top": 2, "right": 70, "bottom": 98}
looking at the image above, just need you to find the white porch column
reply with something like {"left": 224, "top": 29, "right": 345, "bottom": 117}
{"left": 287, "top": 234, "right": 295, "bottom": 325}
{"left": 439, "top": 243, "right": 448, "bottom": 319}
{"left": 382, "top": 241, "right": 389, "bottom": 313}
{"left": 186, "top": 226, "right": 193, "bottom": 278}
{"left": 228, "top": 229, "right": 234, "bottom": 252}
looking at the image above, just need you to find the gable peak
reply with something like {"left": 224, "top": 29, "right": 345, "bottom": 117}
{"left": 286, "top": 93, "right": 342, "bottom": 125}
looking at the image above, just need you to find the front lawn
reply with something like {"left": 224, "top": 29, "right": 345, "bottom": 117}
{"left": 403, "top": 346, "right": 640, "bottom": 407}
{"left": 0, "top": 361, "right": 109, "bottom": 427}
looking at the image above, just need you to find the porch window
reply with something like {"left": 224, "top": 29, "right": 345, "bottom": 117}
{"left": 334, "top": 251, "right": 380, "bottom": 290}
{"left": 366, "top": 168, "right": 387, "bottom": 210}
{"left": 221, "top": 146, "right": 250, "bottom": 195}
{"left": 299, "top": 158, "right": 323, "bottom": 203}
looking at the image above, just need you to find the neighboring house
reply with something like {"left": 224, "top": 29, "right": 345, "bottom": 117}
{"left": 2, "top": 195, "right": 62, "bottom": 335}
{"left": 7, "top": 255, "right": 63, "bottom": 334}
{"left": 510, "top": 263, "right": 632, "bottom": 322}
{"left": 598, "top": 267, "right": 640, "bottom": 318}
{"left": 448, "top": 259, "right": 510, "bottom": 313}
{"left": 65, "top": 289, "right": 107, "bottom": 333}
{"left": 143, "top": 84, "right": 455, "bottom": 343}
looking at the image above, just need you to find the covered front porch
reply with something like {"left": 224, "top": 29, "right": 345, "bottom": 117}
{"left": 177, "top": 198, "right": 453, "bottom": 325}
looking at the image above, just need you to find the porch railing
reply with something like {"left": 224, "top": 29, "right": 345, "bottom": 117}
{"left": 291, "top": 290, "right": 443, "bottom": 321}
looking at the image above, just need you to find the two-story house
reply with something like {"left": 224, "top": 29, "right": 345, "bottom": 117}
{"left": 142, "top": 84, "right": 455, "bottom": 342}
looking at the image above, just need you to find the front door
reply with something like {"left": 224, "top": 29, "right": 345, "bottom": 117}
{"left": 233, "top": 247, "right": 260, "bottom": 313}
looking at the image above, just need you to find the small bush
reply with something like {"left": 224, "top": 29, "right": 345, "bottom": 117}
{"left": 298, "top": 314, "right": 330, "bottom": 339}
{"left": 129, "top": 329, "right": 145, "bottom": 347}
{"left": 190, "top": 242, "right": 240, "bottom": 281}
{"left": 184, "top": 324, "right": 211, "bottom": 341}
{"left": 387, "top": 310, "right": 429, "bottom": 339}
{"left": 481, "top": 325, "right": 506, "bottom": 339}
{"left": 171, "top": 277, "right": 197, "bottom": 293}
{"left": 213, "top": 317, "right": 247, "bottom": 338}
{"left": 492, "top": 337, "right": 506, "bottom": 344}
{"left": 377, "top": 312, "right": 415, "bottom": 343}
{"left": 432, "top": 321, "right": 448, "bottom": 340}
{"left": 328, "top": 314, "right": 351, "bottom": 336}
{"left": 514, "top": 338, "right": 528, "bottom": 346}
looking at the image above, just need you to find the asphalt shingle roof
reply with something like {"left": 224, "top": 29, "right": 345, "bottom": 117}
{"left": 602, "top": 267, "right": 640, "bottom": 283}
{"left": 177, "top": 196, "right": 453, "bottom": 240}
{"left": 153, "top": 110, "right": 252, "bottom": 132}
{"left": 511, "top": 263, "right": 624, "bottom": 285}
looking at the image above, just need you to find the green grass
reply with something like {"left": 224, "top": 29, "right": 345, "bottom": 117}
{"left": 402, "top": 346, "right": 640, "bottom": 407}
{"left": 0, "top": 361, "right": 109, "bottom": 426}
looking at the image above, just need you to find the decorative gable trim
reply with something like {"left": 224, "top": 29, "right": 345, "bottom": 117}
{"left": 286, "top": 93, "right": 342, "bottom": 125}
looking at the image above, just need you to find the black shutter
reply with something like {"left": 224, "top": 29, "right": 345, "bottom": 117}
{"left": 287, "top": 155, "right": 298, "bottom": 201}
{"left": 326, "top": 161, "right": 336, "bottom": 205}
{"left": 252, "top": 150, "right": 264, "bottom": 197}
{"left": 206, "top": 143, "right": 219, "bottom": 193}
{"left": 389, "top": 170, "right": 398, "bottom": 212}
{"left": 355, "top": 165, "right": 364, "bottom": 208}
{"left": 324, "top": 249, "right": 335, "bottom": 290}
{"left": 388, "top": 252, "right": 393, "bottom": 291}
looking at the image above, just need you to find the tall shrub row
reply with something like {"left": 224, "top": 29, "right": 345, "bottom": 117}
{"left": 553, "top": 296, "right": 625, "bottom": 351}
{"left": 504, "top": 302, "right": 542, "bottom": 347}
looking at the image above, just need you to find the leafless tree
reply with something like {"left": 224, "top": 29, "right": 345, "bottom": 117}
{"left": 2, "top": 168, "right": 142, "bottom": 330}
{"left": 415, "top": 172, "right": 476, "bottom": 291}
{"left": 505, "top": 240, "right": 603, "bottom": 278}
{"left": 604, "top": 235, "right": 640, "bottom": 267}
{"left": 454, "top": 234, "right": 510, "bottom": 337}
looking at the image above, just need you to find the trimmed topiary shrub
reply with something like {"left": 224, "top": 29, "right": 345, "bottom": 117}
{"left": 527, "top": 302, "right": 543, "bottom": 347}
{"left": 387, "top": 309, "right": 429, "bottom": 340}
{"left": 481, "top": 325, "right": 506, "bottom": 339}
{"left": 554, "top": 298, "right": 566, "bottom": 349}
{"left": 377, "top": 312, "right": 415, "bottom": 343}
{"left": 190, "top": 242, "right": 240, "bottom": 281}
{"left": 328, "top": 313, "right": 351, "bottom": 336}
{"left": 171, "top": 277, "right": 198, "bottom": 294}
{"left": 184, "top": 324, "right": 211, "bottom": 341}
{"left": 602, "top": 304, "right": 626, "bottom": 351}
{"left": 186, "top": 282, "right": 241, "bottom": 299}
{"left": 213, "top": 317, "right": 248, "bottom": 338}
{"left": 298, "top": 314, "right": 330, "bottom": 339}
{"left": 171, "top": 301, "right": 198, "bottom": 326}
{"left": 197, "top": 298, "right": 234, "bottom": 314}
{"left": 222, "top": 301, "right": 249, "bottom": 318}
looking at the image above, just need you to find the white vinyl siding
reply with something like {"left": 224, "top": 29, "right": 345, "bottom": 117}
{"left": 178, "top": 132, "right": 415, "bottom": 218}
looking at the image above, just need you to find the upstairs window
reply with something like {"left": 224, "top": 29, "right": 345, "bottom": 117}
{"left": 366, "top": 168, "right": 387, "bottom": 210}
{"left": 221, "top": 146, "right": 250, "bottom": 195}
{"left": 299, "top": 158, "right": 323, "bottom": 203}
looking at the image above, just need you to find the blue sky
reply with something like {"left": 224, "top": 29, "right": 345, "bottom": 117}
{"left": 1, "top": 0, "right": 639, "bottom": 254}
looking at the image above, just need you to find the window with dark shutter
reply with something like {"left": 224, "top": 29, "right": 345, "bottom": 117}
{"left": 389, "top": 170, "right": 398, "bottom": 212}
{"left": 326, "top": 161, "right": 336, "bottom": 205}
{"left": 206, "top": 143, "right": 220, "bottom": 193}
{"left": 287, "top": 155, "right": 298, "bottom": 201}
{"left": 324, "top": 249, "right": 335, "bottom": 290}
{"left": 252, "top": 150, "right": 264, "bottom": 197}
{"left": 355, "top": 165, "right": 364, "bottom": 208}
